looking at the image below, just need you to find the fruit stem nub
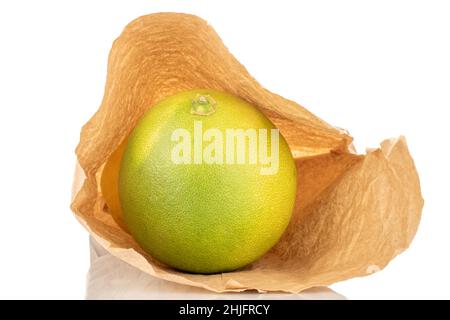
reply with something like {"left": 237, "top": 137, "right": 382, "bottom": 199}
{"left": 191, "top": 94, "right": 216, "bottom": 116}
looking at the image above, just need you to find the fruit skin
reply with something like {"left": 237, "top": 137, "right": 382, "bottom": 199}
{"left": 120, "top": 89, "right": 297, "bottom": 274}
{"left": 100, "top": 140, "right": 128, "bottom": 231}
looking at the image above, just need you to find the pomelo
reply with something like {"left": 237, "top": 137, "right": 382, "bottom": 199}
{"left": 119, "top": 89, "right": 297, "bottom": 273}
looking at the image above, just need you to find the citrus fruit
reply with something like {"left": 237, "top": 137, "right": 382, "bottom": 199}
{"left": 100, "top": 139, "right": 128, "bottom": 231}
{"left": 119, "top": 89, "right": 297, "bottom": 273}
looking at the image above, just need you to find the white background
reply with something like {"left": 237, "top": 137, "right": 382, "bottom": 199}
{"left": 0, "top": 0, "right": 449, "bottom": 299}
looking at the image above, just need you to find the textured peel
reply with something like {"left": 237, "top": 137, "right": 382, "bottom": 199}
{"left": 71, "top": 13, "right": 423, "bottom": 293}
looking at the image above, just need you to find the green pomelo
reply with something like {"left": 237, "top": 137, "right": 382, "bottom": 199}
{"left": 120, "top": 89, "right": 297, "bottom": 273}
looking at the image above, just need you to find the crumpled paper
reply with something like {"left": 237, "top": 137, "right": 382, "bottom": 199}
{"left": 86, "top": 237, "right": 344, "bottom": 299}
{"left": 71, "top": 12, "right": 423, "bottom": 293}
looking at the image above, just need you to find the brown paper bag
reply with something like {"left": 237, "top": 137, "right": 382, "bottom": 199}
{"left": 71, "top": 13, "right": 423, "bottom": 293}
